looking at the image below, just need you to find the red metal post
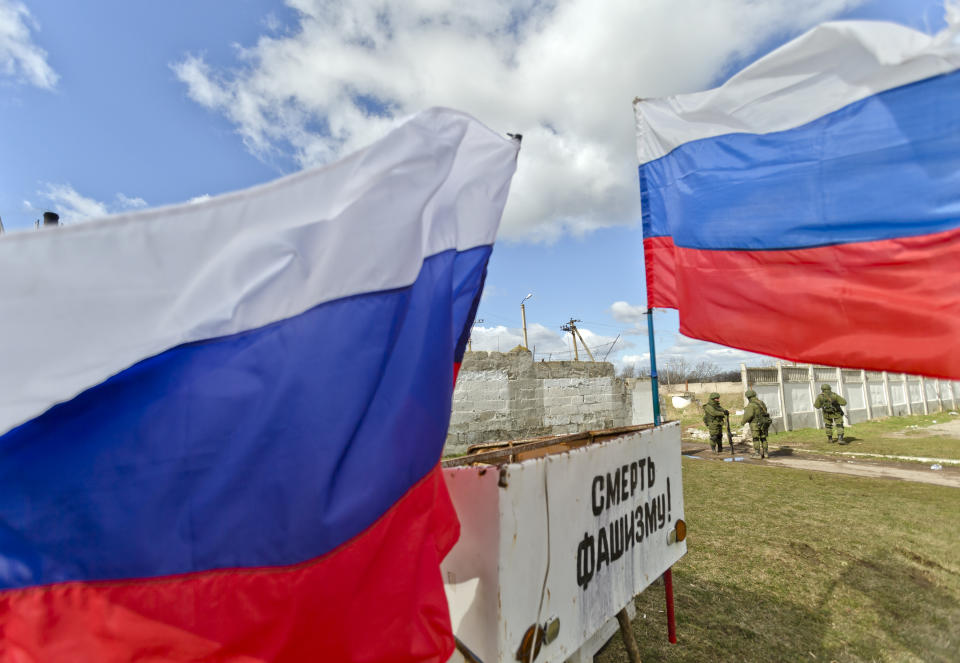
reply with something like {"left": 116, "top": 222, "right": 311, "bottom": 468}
{"left": 664, "top": 567, "right": 677, "bottom": 644}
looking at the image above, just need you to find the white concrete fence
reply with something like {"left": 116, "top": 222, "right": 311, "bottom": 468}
{"left": 741, "top": 363, "right": 960, "bottom": 433}
{"left": 661, "top": 381, "right": 743, "bottom": 395}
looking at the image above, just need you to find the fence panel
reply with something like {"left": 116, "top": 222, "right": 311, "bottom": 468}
{"left": 750, "top": 368, "right": 779, "bottom": 384}
{"left": 784, "top": 383, "right": 817, "bottom": 429}
{"left": 890, "top": 382, "right": 909, "bottom": 415}
{"left": 845, "top": 384, "right": 866, "bottom": 411}
{"left": 783, "top": 367, "right": 809, "bottom": 382}
{"left": 814, "top": 367, "right": 836, "bottom": 382}
{"left": 844, "top": 381, "right": 869, "bottom": 423}
{"left": 908, "top": 381, "right": 923, "bottom": 408}
{"left": 925, "top": 380, "right": 941, "bottom": 412}
{"left": 754, "top": 384, "right": 784, "bottom": 433}
{"left": 867, "top": 382, "right": 888, "bottom": 408}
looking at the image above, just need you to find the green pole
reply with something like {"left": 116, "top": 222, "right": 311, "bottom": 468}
{"left": 647, "top": 307, "right": 661, "bottom": 426}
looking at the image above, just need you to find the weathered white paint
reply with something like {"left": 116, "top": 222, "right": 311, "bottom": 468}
{"left": 443, "top": 423, "right": 686, "bottom": 663}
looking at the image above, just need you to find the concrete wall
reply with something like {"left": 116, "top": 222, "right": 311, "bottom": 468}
{"left": 662, "top": 381, "right": 742, "bottom": 394}
{"left": 741, "top": 363, "right": 960, "bottom": 432}
{"left": 447, "top": 349, "right": 652, "bottom": 453}
{"left": 628, "top": 379, "right": 655, "bottom": 426}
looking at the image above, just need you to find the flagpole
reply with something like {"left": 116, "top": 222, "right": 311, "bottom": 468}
{"left": 647, "top": 305, "right": 676, "bottom": 643}
{"left": 647, "top": 307, "right": 661, "bottom": 426}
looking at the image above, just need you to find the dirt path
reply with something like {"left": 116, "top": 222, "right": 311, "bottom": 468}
{"left": 885, "top": 415, "right": 960, "bottom": 438}
{"left": 763, "top": 456, "right": 960, "bottom": 488}
{"left": 681, "top": 442, "right": 960, "bottom": 488}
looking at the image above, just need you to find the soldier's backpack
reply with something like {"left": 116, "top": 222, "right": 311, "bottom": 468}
{"left": 832, "top": 394, "right": 846, "bottom": 417}
{"left": 756, "top": 400, "right": 773, "bottom": 426}
{"left": 823, "top": 393, "right": 845, "bottom": 416}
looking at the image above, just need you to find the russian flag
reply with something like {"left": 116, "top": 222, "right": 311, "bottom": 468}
{"left": 635, "top": 15, "right": 960, "bottom": 379}
{"left": 0, "top": 108, "right": 519, "bottom": 661}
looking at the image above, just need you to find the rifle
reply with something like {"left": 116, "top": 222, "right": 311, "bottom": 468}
{"left": 725, "top": 413, "right": 734, "bottom": 455}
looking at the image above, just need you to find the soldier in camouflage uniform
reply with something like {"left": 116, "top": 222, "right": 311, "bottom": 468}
{"left": 741, "top": 389, "right": 772, "bottom": 458}
{"left": 814, "top": 384, "right": 847, "bottom": 444}
{"left": 703, "top": 392, "right": 729, "bottom": 453}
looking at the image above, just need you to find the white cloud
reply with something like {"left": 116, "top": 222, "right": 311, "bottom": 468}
{"left": 263, "top": 12, "right": 283, "bottom": 33}
{"left": 115, "top": 193, "right": 148, "bottom": 209}
{"left": 610, "top": 301, "right": 647, "bottom": 326}
{"left": 173, "top": 0, "right": 864, "bottom": 242}
{"left": 40, "top": 184, "right": 108, "bottom": 221}
{"left": 0, "top": 0, "right": 58, "bottom": 89}
{"left": 660, "top": 334, "right": 772, "bottom": 369}
{"left": 187, "top": 193, "right": 212, "bottom": 204}
{"left": 608, "top": 303, "right": 778, "bottom": 369}
{"left": 38, "top": 184, "right": 147, "bottom": 223}
{"left": 621, "top": 353, "right": 650, "bottom": 368}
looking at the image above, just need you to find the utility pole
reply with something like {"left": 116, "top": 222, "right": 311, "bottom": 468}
{"left": 520, "top": 293, "right": 532, "bottom": 349}
{"left": 574, "top": 326, "right": 595, "bottom": 362}
{"left": 561, "top": 319, "right": 579, "bottom": 360}
{"left": 468, "top": 318, "right": 484, "bottom": 352}
{"left": 561, "top": 318, "right": 594, "bottom": 361}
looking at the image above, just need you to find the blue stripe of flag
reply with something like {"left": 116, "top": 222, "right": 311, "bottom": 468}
{"left": 641, "top": 69, "right": 960, "bottom": 249}
{"left": 0, "top": 246, "right": 489, "bottom": 590}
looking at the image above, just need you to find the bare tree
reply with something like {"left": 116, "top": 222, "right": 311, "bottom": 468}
{"left": 618, "top": 363, "right": 651, "bottom": 379}
{"left": 711, "top": 369, "right": 741, "bottom": 382}
{"left": 659, "top": 356, "right": 690, "bottom": 386}
{"left": 688, "top": 360, "right": 721, "bottom": 382}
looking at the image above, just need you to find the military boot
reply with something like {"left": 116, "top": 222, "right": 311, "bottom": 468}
{"left": 838, "top": 433, "right": 846, "bottom": 445}
{"left": 827, "top": 434, "right": 835, "bottom": 444}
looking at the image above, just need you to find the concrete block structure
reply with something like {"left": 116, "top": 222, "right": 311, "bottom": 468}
{"left": 446, "top": 348, "right": 651, "bottom": 453}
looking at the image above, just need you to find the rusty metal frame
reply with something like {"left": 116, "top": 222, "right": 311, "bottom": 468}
{"left": 442, "top": 424, "right": 656, "bottom": 468}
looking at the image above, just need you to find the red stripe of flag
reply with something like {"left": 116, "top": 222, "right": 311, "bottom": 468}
{"left": 673, "top": 227, "right": 960, "bottom": 378}
{"left": 0, "top": 465, "right": 459, "bottom": 663}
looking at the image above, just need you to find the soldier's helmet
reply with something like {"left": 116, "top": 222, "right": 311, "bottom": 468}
{"left": 821, "top": 384, "right": 832, "bottom": 391}
{"left": 709, "top": 392, "right": 720, "bottom": 400}
{"left": 745, "top": 389, "right": 757, "bottom": 398}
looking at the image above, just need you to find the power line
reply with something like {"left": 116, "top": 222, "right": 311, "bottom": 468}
{"left": 576, "top": 319, "right": 647, "bottom": 332}
{"left": 531, "top": 339, "right": 621, "bottom": 362}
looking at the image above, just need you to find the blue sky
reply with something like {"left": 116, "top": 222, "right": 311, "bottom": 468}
{"left": 0, "top": 0, "right": 947, "bottom": 372}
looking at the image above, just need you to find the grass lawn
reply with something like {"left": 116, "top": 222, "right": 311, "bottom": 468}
{"left": 597, "top": 458, "right": 960, "bottom": 662}
{"left": 667, "top": 391, "right": 960, "bottom": 462}
{"left": 664, "top": 392, "right": 745, "bottom": 432}
{"left": 767, "top": 414, "right": 960, "bottom": 462}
